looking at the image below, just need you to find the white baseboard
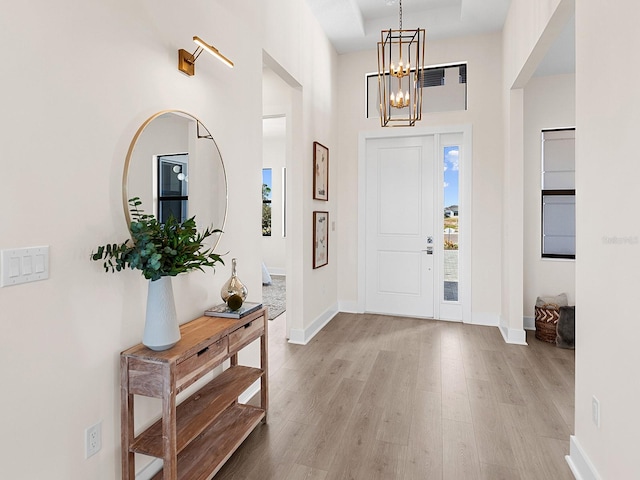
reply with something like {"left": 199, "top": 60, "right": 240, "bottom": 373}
{"left": 471, "top": 312, "right": 500, "bottom": 326}
{"left": 498, "top": 324, "right": 528, "bottom": 345}
{"left": 566, "top": 435, "right": 601, "bottom": 480}
{"left": 523, "top": 315, "right": 535, "bottom": 330}
{"left": 288, "top": 303, "right": 339, "bottom": 345}
{"left": 267, "top": 268, "right": 286, "bottom": 276}
{"left": 137, "top": 458, "right": 163, "bottom": 480}
{"left": 238, "top": 380, "right": 261, "bottom": 404}
{"left": 338, "top": 300, "right": 361, "bottom": 313}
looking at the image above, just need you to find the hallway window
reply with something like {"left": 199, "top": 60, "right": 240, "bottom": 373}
{"left": 262, "top": 168, "right": 272, "bottom": 236}
{"left": 542, "top": 128, "right": 575, "bottom": 258}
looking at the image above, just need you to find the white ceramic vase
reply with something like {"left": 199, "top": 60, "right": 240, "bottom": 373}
{"left": 143, "top": 276, "right": 180, "bottom": 351}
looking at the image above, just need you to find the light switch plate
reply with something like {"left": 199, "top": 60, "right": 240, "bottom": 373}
{"left": 1, "top": 246, "right": 49, "bottom": 287}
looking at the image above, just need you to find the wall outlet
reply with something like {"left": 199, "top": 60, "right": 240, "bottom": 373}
{"left": 592, "top": 396, "right": 600, "bottom": 427}
{"left": 85, "top": 421, "right": 102, "bottom": 458}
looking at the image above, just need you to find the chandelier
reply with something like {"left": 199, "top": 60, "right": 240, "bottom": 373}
{"left": 377, "top": 0, "right": 425, "bottom": 127}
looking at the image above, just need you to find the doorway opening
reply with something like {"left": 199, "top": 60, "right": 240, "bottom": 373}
{"left": 261, "top": 115, "right": 287, "bottom": 322}
{"left": 261, "top": 52, "right": 303, "bottom": 340}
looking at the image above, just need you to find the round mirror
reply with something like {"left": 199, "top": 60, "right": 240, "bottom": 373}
{"left": 123, "top": 110, "right": 227, "bottom": 248}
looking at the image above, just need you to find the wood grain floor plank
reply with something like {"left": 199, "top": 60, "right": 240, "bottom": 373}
{"left": 480, "top": 462, "right": 522, "bottom": 480}
{"left": 441, "top": 390, "right": 473, "bottom": 423}
{"left": 441, "top": 357, "right": 468, "bottom": 397}
{"left": 357, "top": 349, "right": 398, "bottom": 407}
{"left": 403, "top": 388, "right": 443, "bottom": 479}
{"left": 377, "top": 351, "right": 418, "bottom": 446}
{"left": 296, "top": 377, "right": 365, "bottom": 470}
{"left": 442, "top": 418, "right": 481, "bottom": 480}
{"left": 481, "top": 350, "right": 526, "bottom": 405}
{"left": 357, "top": 440, "right": 407, "bottom": 480}
{"left": 415, "top": 342, "right": 442, "bottom": 393}
{"left": 325, "top": 402, "right": 383, "bottom": 480}
{"left": 466, "top": 378, "right": 495, "bottom": 402}
{"left": 470, "top": 399, "right": 517, "bottom": 468}
{"left": 285, "top": 463, "right": 328, "bottom": 480}
{"left": 461, "top": 346, "right": 491, "bottom": 382}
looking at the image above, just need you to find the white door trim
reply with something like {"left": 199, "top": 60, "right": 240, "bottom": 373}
{"left": 357, "top": 125, "right": 473, "bottom": 323}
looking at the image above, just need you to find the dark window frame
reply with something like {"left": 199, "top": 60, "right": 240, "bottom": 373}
{"left": 157, "top": 154, "right": 189, "bottom": 224}
{"left": 541, "top": 127, "right": 575, "bottom": 260}
{"left": 541, "top": 189, "right": 575, "bottom": 259}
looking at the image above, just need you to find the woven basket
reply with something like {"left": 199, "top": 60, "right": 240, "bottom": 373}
{"left": 534, "top": 303, "right": 560, "bottom": 343}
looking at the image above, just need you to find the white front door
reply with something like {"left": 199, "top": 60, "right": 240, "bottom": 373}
{"left": 365, "top": 135, "right": 435, "bottom": 317}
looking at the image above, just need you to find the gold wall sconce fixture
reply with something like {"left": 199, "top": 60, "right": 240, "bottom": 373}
{"left": 377, "top": 0, "right": 425, "bottom": 127}
{"left": 178, "top": 36, "right": 234, "bottom": 76}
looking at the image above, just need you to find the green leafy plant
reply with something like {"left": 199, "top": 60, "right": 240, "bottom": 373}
{"left": 91, "top": 197, "right": 224, "bottom": 281}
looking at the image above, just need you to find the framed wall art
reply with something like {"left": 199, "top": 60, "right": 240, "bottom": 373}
{"left": 313, "top": 211, "right": 329, "bottom": 269}
{"left": 313, "top": 141, "right": 329, "bottom": 201}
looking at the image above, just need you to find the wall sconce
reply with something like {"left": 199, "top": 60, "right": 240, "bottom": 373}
{"left": 178, "top": 36, "right": 234, "bottom": 76}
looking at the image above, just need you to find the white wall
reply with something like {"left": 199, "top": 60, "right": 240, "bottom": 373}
{"left": 523, "top": 74, "right": 576, "bottom": 323}
{"left": 336, "top": 33, "right": 504, "bottom": 323}
{"left": 572, "top": 1, "right": 640, "bottom": 478}
{"left": 0, "top": 0, "right": 338, "bottom": 477}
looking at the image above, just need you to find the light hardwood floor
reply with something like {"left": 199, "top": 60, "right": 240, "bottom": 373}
{"left": 216, "top": 312, "right": 575, "bottom": 480}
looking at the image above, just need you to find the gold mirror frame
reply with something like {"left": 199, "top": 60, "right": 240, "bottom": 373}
{"left": 122, "top": 110, "right": 228, "bottom": 249}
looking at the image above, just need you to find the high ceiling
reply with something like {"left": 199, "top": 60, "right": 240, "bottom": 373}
{"left": 304, "top": 0, "right": 575, "bottom": 76}
{"left": 305, "top": 0, "right": 512, "bottom": 54}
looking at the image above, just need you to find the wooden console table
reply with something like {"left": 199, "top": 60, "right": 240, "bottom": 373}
{"left": 120, "top": 307, "right": 268, "bottom": 480}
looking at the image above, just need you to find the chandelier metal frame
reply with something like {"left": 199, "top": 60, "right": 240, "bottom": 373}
{"left": 377, "top": 0, "right": 425, "bottom": 127}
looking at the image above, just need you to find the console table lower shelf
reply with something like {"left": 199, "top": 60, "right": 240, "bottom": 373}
{"left": 150, "top": 403, "right": 265, "bottom": 480}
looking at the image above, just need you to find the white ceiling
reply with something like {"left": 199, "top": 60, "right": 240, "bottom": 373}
{"left": 305, "top": 0, "right": 512, "bottom": 54}
{"left": 305, "top": 0, "right": 575, "bottom": 76}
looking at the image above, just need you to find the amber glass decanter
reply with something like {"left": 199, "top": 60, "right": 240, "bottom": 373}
{"left": 220, "top": 258, "right": 248, "bottom": 310}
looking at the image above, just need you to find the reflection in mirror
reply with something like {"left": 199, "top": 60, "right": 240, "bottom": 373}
{"left": 123, "top": 111, "right": 227, "bottom": 248}
{"left": 158, "top": 154, "right": 189, "bottom": 223}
